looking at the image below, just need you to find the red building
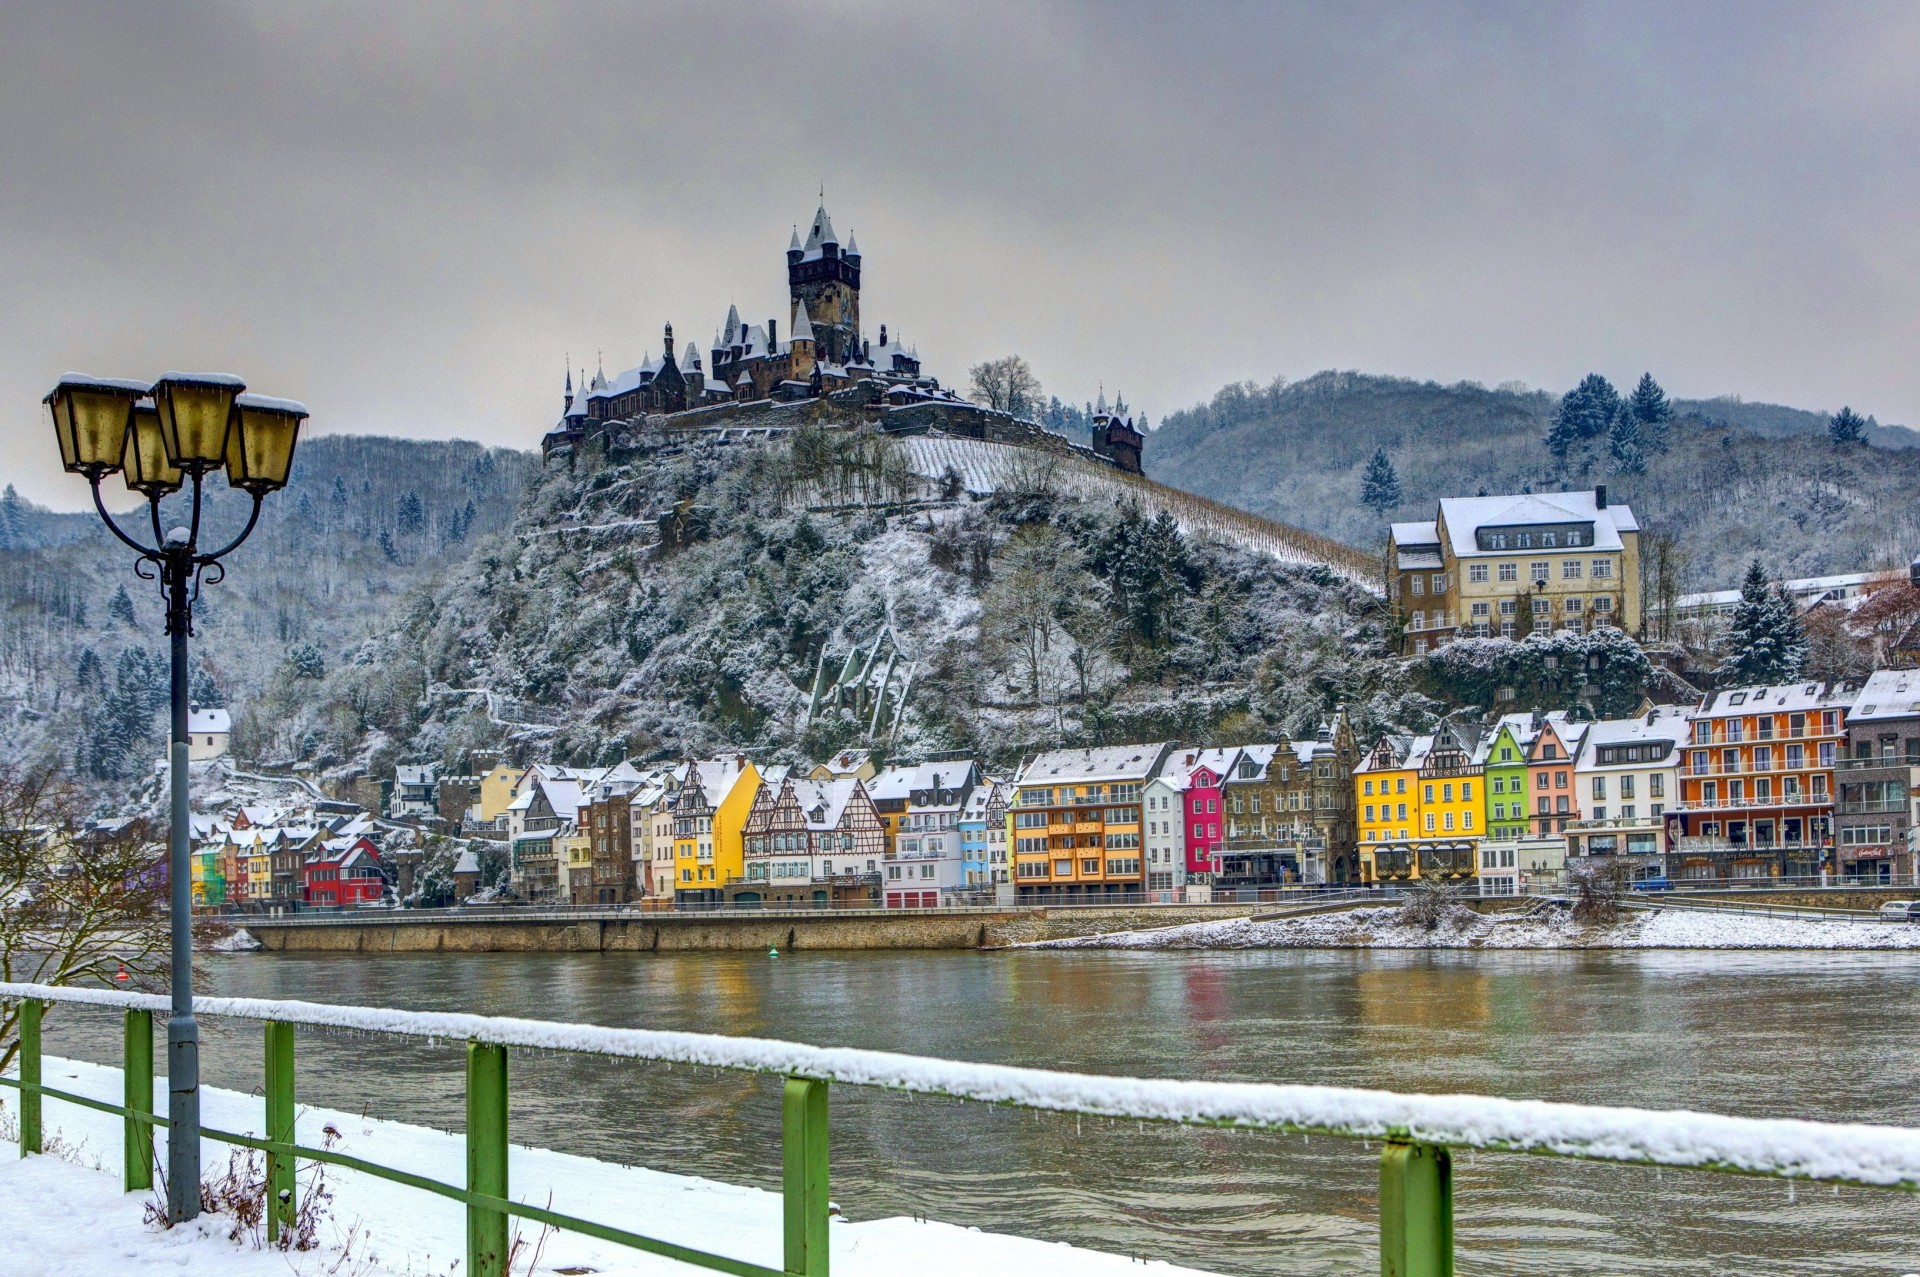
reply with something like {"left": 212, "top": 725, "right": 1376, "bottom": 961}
{"left": 303, "top": 836, "right": 385, "bottom": 908}
{"left": 1183, "top": 757, "right": 1230, "bottom": 877}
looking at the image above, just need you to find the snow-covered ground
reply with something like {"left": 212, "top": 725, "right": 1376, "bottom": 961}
{"left": 0, "top": 1057, "right": 1223, "bottom": 1277}
{"left": 1032, "top": 902, "right": 1920, "bottom": 951}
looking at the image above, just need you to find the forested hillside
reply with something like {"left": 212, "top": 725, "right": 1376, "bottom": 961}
{"left": 255, "top": 425, "right": 1432, "bottom": 780}
{"left": 0, "top": 435, "right": 538, "bottom": 787}
{"left": 1148, "top": 372, "right": 1920, "bottom": 589}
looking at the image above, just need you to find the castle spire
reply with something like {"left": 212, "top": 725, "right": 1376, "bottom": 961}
{"left": 791, "top": 301, "right": 815, "bottom": 345}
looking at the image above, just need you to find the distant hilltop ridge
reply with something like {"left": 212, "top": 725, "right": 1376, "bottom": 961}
{"left": 541, "top": 201, "right": 1145, "bottom": 475}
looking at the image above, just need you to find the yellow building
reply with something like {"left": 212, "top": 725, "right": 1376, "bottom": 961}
{"left": 671, "top": 756, "right": 760, "bottom": 905}
{"left": 560, "top": 824, "right": 593, "bottom": 900}
{"left": 1355, "top": 722, "right": 1483, "bottom": 884}
{"left": 478, "top": 762, "right": 528, "bottom": 827}
{"left": 1387, "top": 488, "right": 1641, "bottom": 656}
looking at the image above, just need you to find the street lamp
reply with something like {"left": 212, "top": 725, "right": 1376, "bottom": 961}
{"left": 45, "top": 371, "right": 305, "bottom": 1223}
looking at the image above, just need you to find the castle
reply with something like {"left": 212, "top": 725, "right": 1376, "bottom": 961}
{"left": 542, "top": 203, "right": 1145, "bottom": 475}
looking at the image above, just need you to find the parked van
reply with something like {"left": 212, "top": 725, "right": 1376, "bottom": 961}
{"left": 1877, "top": 901, "right": 1920, "bottom": 922}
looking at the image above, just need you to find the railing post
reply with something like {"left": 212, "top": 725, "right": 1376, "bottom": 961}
{"left": 467, "top": 1042, "right": 509, "bottom": 1277}
{"left": 1379, "top": 1141, "right": 1453, "bottom": 1277}
{"left": 265, "top": 1020, "right": 296, "bottom": 1243}
{"left": 124, "top": 1008, "right": 154, "bottom": 1191}
{"left": 782, "top": 1076, "right": 829, "bottom": 1277}
{"left": 18, "top": 999, "right": 43, "bottom": 1156}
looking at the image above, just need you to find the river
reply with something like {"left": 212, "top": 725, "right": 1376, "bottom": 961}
{"left": 37, "top": 948, "right": 1920, "bottom": 1275}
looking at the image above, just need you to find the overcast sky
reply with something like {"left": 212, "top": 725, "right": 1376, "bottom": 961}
{"left": 5, "top": 1, "right": 1918, "bottom": 509}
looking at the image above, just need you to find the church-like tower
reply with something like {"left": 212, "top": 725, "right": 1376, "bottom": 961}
{"left": 786, "top": 203, "right": 861, "bottom": 366}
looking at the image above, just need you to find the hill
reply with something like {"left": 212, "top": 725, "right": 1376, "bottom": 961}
{"left": 259, "top": 410, "right": 1426, "bottom": 779}
{"left": 1147, "top": 372, "right": 1920, "bottom": 589}
{"left": 0, "top": 435, "right": 539, "bottom": 786}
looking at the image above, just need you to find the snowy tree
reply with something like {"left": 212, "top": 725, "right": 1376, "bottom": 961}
{"left": 1546, "top": 374, "right": 1620, "bottom": 466}
{"left": 1626, "top": 372, "right": 1672, "bottom": 454}
{"left": 1828, "top": 406, "right": 1867, "bottom": 445}
{"left": 396, "top": 490, "right": 425, "bottom": 535}
{"left": 967, "top": 355, "right": 1043, "bottom": 418}
{"left": 108, "top": 584, "right": 137, "bottom": 628}
{"left": 1715, "top": 561, "right": 1805, "bottom": 685}
{"left": 287, "top": 642, "right": 327, "bottom": 681}
{"left": 378, "top": 528, "right": 402, "bottom": 564}
{"left": 189, "top": 663, "right": 226, "bottom": 708}
{"left": 1607, "top": 404, "right": 1645, "bottom": 474}
{"left": 1360, "top": 448, "right": 1403, "bottom": 514}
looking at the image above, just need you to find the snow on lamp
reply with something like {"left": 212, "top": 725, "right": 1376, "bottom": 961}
{"left": 45, "top": 373, "right": 149, "bottom": 477}
{"left": 151, "top": 372, "right": 246, "bottom": 472}
{"left": 225, "top": 393, "right": 307, "bottom": 494}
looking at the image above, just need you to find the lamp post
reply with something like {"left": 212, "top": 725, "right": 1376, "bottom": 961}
{"left": 45, "top": 372, "right": 305, "bottom": 1223}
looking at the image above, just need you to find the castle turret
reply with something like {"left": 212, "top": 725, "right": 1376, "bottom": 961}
{"left": 663, "top": 322, "right": 675, "bottom": 363}
{"left": 787, "top": 227, "right": 803, "bottom": 267}
{"left": 788, "top": 201, "right": 860, "bottom": 365}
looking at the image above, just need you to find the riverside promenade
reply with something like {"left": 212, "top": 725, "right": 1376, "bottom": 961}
{"left": 238, "top": 902, "right": 1275, "bottom": 953}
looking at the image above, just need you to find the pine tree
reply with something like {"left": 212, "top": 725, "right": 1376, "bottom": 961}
{"left": 1627, "top": 372, "right": 1672, "bottom": 454}
{"left": 1546, "top": 374, "right": 1619, "bottom": 465}
{"left": 1607, "top": 404, "right": 1645, "bottom": 474}
{"left": 1360, "top": 448, "right": 1403, "bottom": 514}
{"left": 1828, "top": 406, "right": 1867, "bottom": 445}
{"left": 109, "top": 584, "right": 137, "bottom": 628}
{"left": 397, "top": 490, "right": 425, "bottom": 535}
{"left": 1715, "top": 560, "right": 1805, "bottom": 685}
{"left": 190, "top": 663, "right": 225, "bottom": 708}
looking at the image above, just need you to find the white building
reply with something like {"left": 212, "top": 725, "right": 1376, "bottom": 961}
{"left": 187, "top": 706, "right": 231, "bottom": 761}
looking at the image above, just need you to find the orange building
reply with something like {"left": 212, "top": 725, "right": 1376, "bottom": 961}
{"left": 1670, "top": 682, "right": 1850, "bottom": 881}
{"left": 1011, "top": 743, "right": 1173, "bottom": 901}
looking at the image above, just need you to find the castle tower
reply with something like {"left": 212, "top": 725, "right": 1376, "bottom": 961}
{"left": 789, "top": 301, "right": 817, "bottom": 381}
{"left": 787, "top": 202, "right": 861, "bottom": 365}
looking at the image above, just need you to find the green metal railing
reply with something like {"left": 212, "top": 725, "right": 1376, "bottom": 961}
{"left": 4, "top": 982, "right": 1920, "bottom": 1277}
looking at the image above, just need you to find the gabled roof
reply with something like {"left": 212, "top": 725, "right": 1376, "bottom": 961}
{"left": 1016, "top": 743, "right": 1173, "bottom": 786}
{"left": 189, "top": 707, "right": 231, "bottom": 734}
{"left": 1851, "top": 670, "right": 1920, "bottom": 723}
{"left": 1696, "top": 681, "right": 1845, "bottom": 719}
{"left": 1435, "top": 490, "right": 1639, "bottom": 557}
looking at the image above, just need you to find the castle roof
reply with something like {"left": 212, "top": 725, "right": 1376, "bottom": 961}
{"left": 800, "top": 203, "right": 839, "bottom": 260}
{"left": 788, "top": 227, "right": 802, "bottom": 253}
{"left": 844, "top": 231, "right": 860, "bottom": 258}
{"left": 791, "top": 301, "right": 815, "bottom": 343}
{"left": 723, "top": 304, "right": 740, "bottom": 345}
{"left": 681, "top": 341, "right": 701, "bottom": 370}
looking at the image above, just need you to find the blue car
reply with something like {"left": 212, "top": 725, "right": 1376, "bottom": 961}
{"left": 1629, "top": 877, "right": 1672, "bottom": 893}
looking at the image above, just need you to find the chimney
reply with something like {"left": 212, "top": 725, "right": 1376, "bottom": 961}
{"left": 768, "top": 319, "right": 777, "bottom": 349}
{"left": 1594, "top": 484, "right": 1608, "bottom": 510}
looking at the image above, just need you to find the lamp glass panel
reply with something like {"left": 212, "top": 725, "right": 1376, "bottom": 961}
{"left": 227, "top": 406, "right": 302, "bottom": 492}
{"left": 67, "top": 387, "right": 137, "bottom": 473}
{"left": 122, "top": 405, "right": 184, "bottom": 496}
{"left": 154, "top": 378, "right": 241, "bottom": 467}
{"left": 46, "top": 396, "right": 77, "bottom": 471}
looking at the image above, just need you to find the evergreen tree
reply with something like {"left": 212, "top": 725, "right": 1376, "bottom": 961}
{"left": 190, "top": 663, "right": 225, "bottom": 708}
{"left": 1828, "top": 405, "right": 1867, "bottom": 445}
{"left": 378, "top": 528, "right": 402, "bottom": 564}
{"left": 1626, "top": 372, "right": 1672, "bottom": 454}
{"left": 1607, "top": 404, "right": 1645, "bottom": 474}
{"left": 1546, "top": 374, "right": 1619, "bottom": 465}
{"left": 0, "top": 484, "right": 24, "bottom": 547}
{"left": 1360, "top": 448, "right": 1403, "bottom": 514}
{"left": 287, "top": 642, "right": 326, "bottom": 680}
{"left": 109, "top": 584, "right": 137, "bottom": 628}
{"left": 1715, "top": 560, "right": 1805, "bottom": 685}
{"left": 396, "top": 490, "right": 425, "bottom": 535}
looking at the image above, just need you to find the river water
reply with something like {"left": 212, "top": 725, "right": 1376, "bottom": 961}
{"left": 38, "top": 948, "right": 1920, "bottom": 1275}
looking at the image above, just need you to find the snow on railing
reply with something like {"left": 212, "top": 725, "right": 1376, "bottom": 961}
{"left": 4, "top": 981, "right": 1917, "bottom": 1191}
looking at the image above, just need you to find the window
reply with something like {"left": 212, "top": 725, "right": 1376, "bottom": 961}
{"left": 1469, "top": 563, "right": 1489, "bottom": 583}
{"left": 1649, "top": 774, "right": 1665, "bottom": 797}
{"left": 1593, "top": 596, "right": 1613, "bottom": 613}
{"left": 1425, "top": 814, "right": 1436, "bottom": 832}
{"left": 1592, "top": 777, "right": 1607, "bottom": 799}
{"left": 1471, "top": 601, "right": 1490, "bottom": 618}
{"left": 1500, "top": 621, "right": 1516, "bottom": 638}
{"left": 1410, "top": 575, "right": 1424, "bottom": 595}
{"left": 1463, "top": 811, "right": 1474, "bottom": 830}
{"left": 1532, "top": 598, "right": 1551, "bottom": 616}
{"left": 1397, "top": 778, "right": 1407, "bottom": 793}
{"left": 1431, "top": 574, "right": 1446, "bottom": 592}
{"left": 1620, "top": 775, "right": 1635, "bottom": 799}
{"left": 1054, "top": 859, "right": 1073, "bottom": 875}
{"left": 1592, "top": 806, "right": 1607, "bottom": 820}
{"left": 1531, "top": 561, "right": 1550, "bottom": 582}
{"left": 1365, "top": 805, "right": 1375, "bottom": 822}
{"left": 1424, "top": 785, "right": 1435, "bottom": 803}
{"left": 1565, "top": 596, "right": 1583, "bottom": 613}
{"left": 1499, "top": 599, "right": 1517, "bottom": 615}
{"left": 1462, "top": 782, "right": 1473, "bottom": 801}
{"left": 1542, "top": 532, "right": 1558, "bottom": 548}
{"left": 1562, "top": 560, "right": 1583, "bottom": 579}
{"left": 1499, "top": 562, "right": 1518, "bottom": 582}
{"left": 1397, "top": 803, "right": 1408, "bottom": 819}
{"left": 1363, "top": 780, "right": 1374, "bottom": 796}
{"left": 1590, "top": 559, "right": 1613, "bottom": 580}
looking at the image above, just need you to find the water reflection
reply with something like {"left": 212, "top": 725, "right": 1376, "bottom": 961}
{"left": 34, "top": 948, "right": 1920, "bottom": 1276}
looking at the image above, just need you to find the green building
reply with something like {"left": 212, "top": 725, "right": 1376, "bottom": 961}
{"left": 1479, "top": 714, "right": 1538, "bottom": 847}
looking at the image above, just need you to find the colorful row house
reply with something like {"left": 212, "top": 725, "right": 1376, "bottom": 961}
{"left": 1011, "top": 744, "right": 1170, "bottom": 901}
{"left": 735, "top": 775, "right": 886, "bottom": 906}
{"left": 1355, "top": 722, "right": 1483, "bottom": 884}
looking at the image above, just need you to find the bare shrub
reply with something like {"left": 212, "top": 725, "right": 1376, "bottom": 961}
{"left": 1570, "top": 856, "right": 1632, "bottom": 924}
{"left": 1400, "top": 877, "right": 1464, "bottom": 931}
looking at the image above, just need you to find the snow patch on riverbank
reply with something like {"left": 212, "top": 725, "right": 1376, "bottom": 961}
{"left": 1033, "top": 903, "right": 1920, "bottom": 951}
{"left": 1, "top": 1057, "right": 1224, "bottom": 1277}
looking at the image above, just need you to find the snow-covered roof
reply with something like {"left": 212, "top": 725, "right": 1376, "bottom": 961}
{"left": 791, "top": 302, "right": 815, "bottom": 343}
{"left": 788, "top": 777, "right": 864, "bottom": 830}
{"left": 1018, "top": 743, "right": 1172, "bottom": 786}
{"left": 1696, "top": 681, "right": 1845, "bottom": 719}
{"left": 1674, "top": 572, "right": 1879, "bottom": 613}
{"left": 1848, "top": 671, "right": 1920, "bottom": 723}
{"left": 189, "top": 707, "right": 231, "bottom": 734}
{"left": 395, "top": 765, "right": 436, "bottom": 785}
{"left": 844, "top": 231, "right": 860, "bottom": 257}
{"left": 1436, "top": 490, "right": 1638, "bottom": 558}
{"left": 453, "top": 849, "right": 481, "bottom": 875}
{"left": 1574, "top": 708, "right": 1689, "bottom": 769}
{"left": 1157, "top": 746, "right": 1241, "bottom": 785}
{"left": 1390, "top": 520, "right": 1440, "bottom": 547}
{"left": 799, "top": 203, "right": 839, "bottom": 260}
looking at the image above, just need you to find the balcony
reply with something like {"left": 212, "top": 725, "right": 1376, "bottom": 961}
{"left": 1670, "top": 793, "right": 1829, "bottom": 812}
{"left": 1673, "top": 836, "right": 1826, "bottom": 855}
{"left": 1834, "top": 756, "right": 1920, "bottom": 773}
{"left": 1686, "top": 725, "right": 1837, "bottom": 745}
{"left": 1834, "top": 799, "right": 1909, "bottom": 815}
{"left": 1682, "top": 758, "right": 1829, "bottom": 777}
{"left": 1565, "top": 816, "right": 1665, "bottom": 831}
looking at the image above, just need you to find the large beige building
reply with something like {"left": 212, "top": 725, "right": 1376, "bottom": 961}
{"left": 1387, "top": 487, "right": 1641, "bottom": 655}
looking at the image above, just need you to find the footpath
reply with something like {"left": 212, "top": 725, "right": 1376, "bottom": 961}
{"left": 0, "top": 1056, "right": 1219, "bottom": 1277}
